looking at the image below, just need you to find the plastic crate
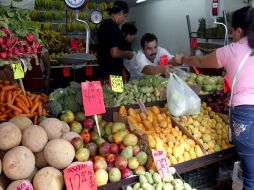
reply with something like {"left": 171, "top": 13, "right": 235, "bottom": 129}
{"left": 181, "top": 164, "right": 219, "bottom": 189}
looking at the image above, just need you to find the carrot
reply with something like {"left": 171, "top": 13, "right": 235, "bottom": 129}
{"left": 30, "top": 94, "right": 36, "bottom": 101}
{"left": 17, "top": 113, "right": 35, "bottom": 118}
{"left": 16, "top": 102, "right": 30, "bottom": 114}
{"left": 3, "top": 81, "right": 10, "bottom": 85}
{"left": 27, "top": 97, "right": 33, "bottom": 108}
{"left": 34, "top": 95, "right": 41, "bottom": 103}
{"left": 18, "top": 95, "right": 30, "bottom": 107}
{"left": 42, "top": 107, "right": 47, "bottom": 116}
{"left": 11, "top": 90, "right": 22, "bottom": 104}
{"left": 34, "top": 114, "right": 38, "bottom": 125}
{"left": 38, "top": 102, "right": 42, "bottom": 116}
{"left": 7, "top": 91, "right": 12, "bottom": 103}
{"left": 2, "top": 84, "right": 16, "bottom": 91}
{"left": 0, "top": 90, "right": 5, "bottom": 103}
{"left": 6, "top": 102, "right": 22, "bottom": 113}
{"left": 0, "top": 84, "right": 3, "bottom": 88}
{"left": 15, "top": 97, "right": 26, "bottom": 105}
{"left": 31, "top": 101, "right": 40, "bottom": 113}
{"left": 26, "top": 91, "right": 32, "bottom": 96}
{"left": 0, "top": 105, "right": 5, "bottom": 112}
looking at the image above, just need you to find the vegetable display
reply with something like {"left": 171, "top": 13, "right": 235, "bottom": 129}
{"left": 0, "top": 80, "right": 48, "bottom": 123}
{"left": 104, "top": 75, "right": 167, "bottom": 107}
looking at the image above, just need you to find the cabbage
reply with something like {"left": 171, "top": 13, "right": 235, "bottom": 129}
{"left": 195, "top": 75, "right": 204, "bottom": 85}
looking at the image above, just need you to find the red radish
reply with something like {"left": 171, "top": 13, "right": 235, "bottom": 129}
{"left": 34, "top": 42, "right": 41, "bottom": 50}
{"left": 22, "top": 40, "right": 28, "bottom": 46}
{"left": 12, "top": 48, "right": 20, "bottom": 56}
{"left": 26, "top": 46, "right": 32, "bottom": 53}
{"left": 1, "top": 28, "right": 9, "bottom": 36}
{"left": 1, "top": 44, "right": 7, "bottom": 51}
{"left": 84, "top": 118, "right": 94, "bottom": 129}
{"left": 0, "top": 52, "right": 7, "bottom": 59}
{"left": 7, "top": 52, "right": 13, "bottom": 58}
{"left": 11, "top": 36, "right": 18, "bottom": 44}
{"left": 0, "top": 37, "right": 3, "bottom": 45}
{"left": 18, "top": 46, "right": 25, "bottom": 53}
{"left": 25, "top": 33, "right": 36, "bottom": 43}
{"left": 5, "top": 38, "right": 11, "bottom": 47}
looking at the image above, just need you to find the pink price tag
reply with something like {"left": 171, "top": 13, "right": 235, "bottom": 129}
{"left": 191, "top": 38, "right": 197, "bottom": 49}
{"left": 152, "top": 150, "right": 171, "bottom": 178}
{"left": 64, "top": 161, "right": 97, "bottom": 190}
{"left": 159, "top": 55, "right": 169, "bottom": 66}
{"left": 81, "top": 81, "right": 106, "bottom": 116}
{"left": 15, "top": 180, "right": 34, "bottom": 190}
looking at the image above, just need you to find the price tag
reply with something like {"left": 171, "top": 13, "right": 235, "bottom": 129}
{"left": 224, "top": 75, "right": 231, "bottom": 93}
{"left": 159, "top": 55, "right": 169, "bottom": 66}
{"left": 191, "top": 38, "right": 198, "bottom": 49}
{"left": 64, "top": 161, "right": 97, "bottom": 190}
{"left": 15, "top": 180, "right": 34, "bottom": 190}
{"left": 81, "top": 81, "right": 106, "bottom": 116}
{"left": 11, "top": 63, "right": 24, "bottom": 79}
{"left": 86, "top": 67, "right": 93, "bottom": 76}
{"left": 110, "top": 75, "right": 124, "bottom": 93}
{"left": 63, "top": 68, "right": 71, "bottom": 77}
{"left": 152, "top": 150, "right": 171, "bottom": 178}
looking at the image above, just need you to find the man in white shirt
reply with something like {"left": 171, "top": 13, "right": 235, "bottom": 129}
{"left": 135, "top": 33, "right": 173, "bottom": 78}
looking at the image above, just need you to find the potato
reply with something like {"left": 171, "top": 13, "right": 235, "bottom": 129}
{"left": 9, "top": 116, "right": 33, "bottom": 131}
{"left": 7, "top": 180, "right": 26, "bottom": 190}
{"left": 61, "top": 131, "right": 81, "bottom": 142}
{"left": 39, "top": 118, "right": 65, "bottom": 140}
{"left": 22, "top": 125, "right": 48, "bottom": 152}
{"left": 44, "top": 139, "right": 75, "bottom": 169}
{"left": 0, "top": 122, "right": 22, "bottom": 150}
{"left": 33, "top": 167, "right": 63, "bottom": 190}
{"left": 3, "top": 146, "right": 35, "bottom": 180}
{"left": 34, "top": 151, "right": 48, "bottom": 168}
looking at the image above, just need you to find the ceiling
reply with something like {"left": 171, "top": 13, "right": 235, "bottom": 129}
{"left": 91, "top": 0, "right": 147, "bottom": 7}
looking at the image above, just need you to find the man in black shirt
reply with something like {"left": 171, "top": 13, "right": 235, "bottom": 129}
{"left": 97, "top": 1, "right": 133, "bottom": 80}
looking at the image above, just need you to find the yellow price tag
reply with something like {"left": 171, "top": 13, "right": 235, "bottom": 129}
{"left": 110, "top": 75, "right": 124, "bottom": 93}
{"left": 11, "top": 63, "right": 25, "bottom": 79}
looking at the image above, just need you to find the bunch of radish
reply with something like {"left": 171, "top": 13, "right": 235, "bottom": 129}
{"left": 0, "top": 27, "right": 42, "bottom": 60}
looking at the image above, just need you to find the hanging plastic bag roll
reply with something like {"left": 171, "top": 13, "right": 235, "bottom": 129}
{"left": 167, "top": 73, "right": 201, "bottom": 117}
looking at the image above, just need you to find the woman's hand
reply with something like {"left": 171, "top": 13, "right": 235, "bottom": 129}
{"left": 169, "top": 54, "right": 184, "bottom": 66}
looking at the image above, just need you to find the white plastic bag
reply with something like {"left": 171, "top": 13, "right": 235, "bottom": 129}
{"left": 167, "top": 73, "right": 201, "bottom": 117}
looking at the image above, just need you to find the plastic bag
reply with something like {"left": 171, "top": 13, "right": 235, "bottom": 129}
{"left": 173, "top": 67, "right": 190, "bottom": 81}
{"left": 167, "top": 73, "right": 201, "bottom": 117}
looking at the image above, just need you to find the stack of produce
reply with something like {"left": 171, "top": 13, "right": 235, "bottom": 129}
{"left": 121, "top": 106, "right": 204, "bottom": 165}
{"left": 174, "top": 102, "right": 232, "bottom": 154}
{"left": 126, "top": 168, "right": 196, "bottom": 190}
{"left": 0, "top": 6, "right": 41, "bottom": 68}
{"left": 186, "top": 73, "right": 224, "bottom": 94}
{"left": 104, "top": 75, "right": 167, "bottom": 107}
{"left": 47, "top": 81, "right": 83, "bottom": 115}
{"left": 0, "top": 81, "right": 48, "bottom": 123}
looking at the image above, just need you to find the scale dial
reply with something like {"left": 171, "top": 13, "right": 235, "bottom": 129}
{"left": 64, "top": 0, "right": 87, "bottom": 9}
{"left": 90, "top": 10, "right": 103, "bottom": 24}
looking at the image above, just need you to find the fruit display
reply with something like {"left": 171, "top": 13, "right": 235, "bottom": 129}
{"left": 125, "top": 168, "right": 196, "bottom": 190}
{"left": 0, "top": 6, "right": 41, "bottom": 67}
{"left": 174, "top": 102, "right": 232, "bottom": 154}
{"left": 0, "top": 81, "right": 48, "bottom": 123}
{"left": 103, "top": 75, "right": 167, "bottom": 107}
{"left": 48, "top": 81, "right": 83, "bottom": 115}
{"left": 39, "top": 30, "right": 68, "bottom": 54}
{"left": 186, "top": 73, "right": 224, "bottom": 95}
{"left": 122, "top": 106, "right": 205, "bottom": 165}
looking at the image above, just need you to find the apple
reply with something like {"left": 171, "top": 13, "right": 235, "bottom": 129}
{"left": 118, "top": 143, "right": 126, "bottom": 152}
{"left": 70, "top": 121, "right": 83, "bottom": 133}
{"left": 133, "top": 145, "right": 141, "bottom": 156}
{"left": 75, "top": 148, "right": 90, "bottom": 162}
{"left": 109, "top": 167, "right": 121, "bottom": 183}
{"left": 121, "top": 168, "right": 133, "bottom": 179}
{"left": 134, "top": 166, "right": 146, "bottom": 175}
{"left": 110, "top": 144, "right": 119, "bottom": 154}
{"left": 99, "top": 142, "right": 111, "bottom": 156}
{"left": 114, "top": 155, "right": 127, "bottom": 170}
{"left": 71, "top": 137, "right": 84, "bottom": 150}
{"left": 107, "top": 162, "right": 114, "bottom": 172}
{"left": 105, "top": 154, "right": 116, "bottom": 164}
{"left": 93, "top": 155, "right": 105, "bottom": 162}
{"left": 94, "top": 160, "right": 107, "bottom": 171}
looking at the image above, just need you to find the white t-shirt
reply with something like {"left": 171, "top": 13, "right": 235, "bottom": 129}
{"left": 135, "top": 47, "right": 173, "bottom": 78}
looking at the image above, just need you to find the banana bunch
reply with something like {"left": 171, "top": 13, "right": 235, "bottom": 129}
{"left": 29, "top": 10, "right": 40, "bottom": 20}
{"left": 35, "top": 0, "right": 42, "bottom": 9}
{"left": 88, "top": 21, "right": 98, "bottom": 31}
{"left": 54, "top": 11, "right": 64, "bottom": 20}
{"left": 79, "top": 11, "right": 87, "bottom": 20}
{"left": 42, "top": 0, "right": 52, "bottom": 10}
{"left": 66, "top": 23, "right": 73, "bottom": 32}
{"left": 44, "top": 11, "right": 53, "bottom": 20}
{"left": 40, "top": 30, "right": 67, "bottom": 53}
{"left": 88, "top": 2, "right": 97, "bottom": 10}
{"left": 67, "top": 11, "right": 75, "bottom": 19}
{"left": 42, "top": 22, "right": 52, "bottom": 30}
{"left": 102, "top": 11, "right": 109, "bottom": 19}
{"left": 99, "top": 2, "right": 107, "bottom": 12}
{"left": 57, "top": 23, "right": 63, "bottom": 33}
{"left": 78, "top": 23, "right": 85, "bottom": 32}
{"left": 55, "top": 1, "right": 65, "bottom": 11}
{"left": 108, "top": 2, "right": 114, "bottom": 9}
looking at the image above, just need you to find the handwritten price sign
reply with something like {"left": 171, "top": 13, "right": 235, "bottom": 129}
{"left": 159, "top": 55, "right": 169, "bottom": 66}
{"left": 11, "top": 63, "right": 25, "bottom": 79}
{"left": 81, "top": 81, "right": 106, "bottom": 116}
{"left": 64, "top": 161, "right": 97, "bottom": 190}
{"left": 152, "top": 150, "right": 171, "bottom": 178}
{"left": 110, "top": 75, "right": 124, "bottom": 93}
{"left": 15, "top": 180, "right": 34, "bottom": 190}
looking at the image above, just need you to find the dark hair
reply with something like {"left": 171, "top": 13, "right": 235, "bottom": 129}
{"left": 121, "top": 23, "right": 137, "bottom": 36}
{"left": 141, "top": 33, "right": 157, "bottom": 48}
{"left": 107, "top": 1, "right": 129, "bottom": 15}
{"left": 232, "top": 6, "right": 254, "bottom": 48}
